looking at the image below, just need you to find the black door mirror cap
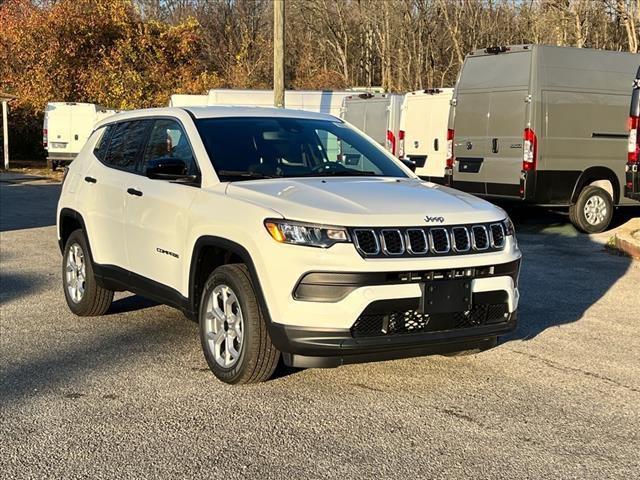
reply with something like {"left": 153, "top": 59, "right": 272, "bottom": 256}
{"left": 400, "top": 158, "right": 417, "bottom": 172}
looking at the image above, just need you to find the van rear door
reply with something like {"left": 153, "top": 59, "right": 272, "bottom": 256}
{"left": 484, "top": 90, "right": 528, "bottom": 197}
{"left": 452, "top": 91, "right": 490, "bottom": 194}
{"left": 452, "top": 48, "right": 532, "bottom": 197}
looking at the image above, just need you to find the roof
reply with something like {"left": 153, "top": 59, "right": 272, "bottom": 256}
{"left": 94, "top": 106, "right": 340, "bottom": 129}
{"left": 0, "top": 92, "right": 17, "bottom": 102}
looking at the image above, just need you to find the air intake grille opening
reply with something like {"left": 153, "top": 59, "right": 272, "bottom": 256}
{"left": 472, "top": 226, "right": 489, "bottom": 250}
{"left": 382, "top": 230, "right": 404, "bottom": 255}
{"left": 490, "top": 224, "right": 505, "bottom": 248}
{"left": 452, "top": 227, "right": 470, "bottom": 252}
{"left": 351, "top": 303, "right": 509, "bottom": 337}
{"left": 406, "top": 229, "right": 428, "bottom": 254}
{"left": 430, "top": 228, "right": 450, "bottom": 253}
{"left": 354, "top": 230, "right": 379, "bottom": 255}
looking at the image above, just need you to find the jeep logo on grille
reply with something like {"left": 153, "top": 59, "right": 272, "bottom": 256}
{"left": 425, "top": 215, "right": 445, "bottom": 223}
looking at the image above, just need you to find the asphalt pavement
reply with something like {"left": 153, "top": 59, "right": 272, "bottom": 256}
{"left": 1, "top": 180, "right": 639, "bottom": 479}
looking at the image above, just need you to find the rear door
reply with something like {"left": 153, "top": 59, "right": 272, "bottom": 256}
{"left": 452, "top": 92, "right": 490, "bottom": 194}
{"left": 483, "top": 90, "right": 528, "bottom": 197}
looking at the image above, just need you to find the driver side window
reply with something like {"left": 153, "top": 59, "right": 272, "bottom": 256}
{"left": 142, "top": 119, "right": 198, "bottom": 175}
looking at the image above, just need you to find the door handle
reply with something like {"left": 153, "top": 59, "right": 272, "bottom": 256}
{"left": 434, "top": 138, "right": 439, "bottom": 151}
{"left": 127, "top": 188, "right": 143, "bottom": 197}
{"left": 491, "top": 138, "right": 499, "bottom": 153}
{"left": 84, "top": 176, "right": 97, "bottom": 183}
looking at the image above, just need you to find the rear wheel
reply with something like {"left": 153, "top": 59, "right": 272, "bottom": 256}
{"left": 569, "top": 185, "right": 614, "bottom": 234}
{"left": 199, "top": 264, "right": 280, "bottom": 384}
{"left": 62, "top": 229, "right": 114, "bottom": 316}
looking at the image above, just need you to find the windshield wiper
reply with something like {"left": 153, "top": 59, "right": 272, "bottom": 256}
{"left": 216, "top": 170, "right": 279, "bottom": 179}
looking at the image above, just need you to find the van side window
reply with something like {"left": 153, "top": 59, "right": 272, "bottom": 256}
{"left": 104, "top": 120, "right": 151, "bottom": 171}
{"left": 142, "top": 119, "right": 198, "bottom": 176}
{"left": 92, "top": 126, "right": 112, "bottom": 162}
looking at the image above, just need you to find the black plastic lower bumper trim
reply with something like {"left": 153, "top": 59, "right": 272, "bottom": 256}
{"left": 270, "top": 313, "right": 517, "bottom": 368}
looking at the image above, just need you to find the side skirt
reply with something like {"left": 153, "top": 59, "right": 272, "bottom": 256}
{"left": 93, "top": 264, "right": 193, "bottom": 318}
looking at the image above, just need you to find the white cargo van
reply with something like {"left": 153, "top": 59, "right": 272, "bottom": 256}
{"left": 340, "top": 93, "right": 403, "bottom": 155}
{"left": 399, "top": 88, "right": 454, "bottom": 182}
{"left": 205, "top": 89, "right": 355, "bottom": 118}
{"left": 43, "top": 102, "right": 116, "bottom": 169}
{"left": 168, "top": 94, "right": 209, "bottom": 107}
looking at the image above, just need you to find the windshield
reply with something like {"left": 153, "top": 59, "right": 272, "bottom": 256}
{"left": 194, "top": 117, "right": 409, "bottom": 181}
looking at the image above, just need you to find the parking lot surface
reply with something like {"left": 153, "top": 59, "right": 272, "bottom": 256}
{"left": 1, "top": 181, "right": 639, "bottom": 479}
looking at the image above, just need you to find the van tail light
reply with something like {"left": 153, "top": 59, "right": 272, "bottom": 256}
{"left": 445, "top": 129, "right": 455, "bottom": 169}
{"left": 398, "top": 130, "right": 405, "bottom": 158}
{"left": 43, "top": 128, "right": 48, "bottom": 148}
{"left": 628, "top": 115, "right": 639, "bottom": 164}
{"left": 522, "top": 127, "right": 537, "bottom": 171}
{"left": 386, "top": 130, "right": 396, "bottom": 156}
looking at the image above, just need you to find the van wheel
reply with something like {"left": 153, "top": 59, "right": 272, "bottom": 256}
{"left": 62, "top": 229, "right": 114, "bottom": 316}
{"left": 569, "top": 186, "right": 613, "bottom": 234}
{"left": 199, "top": 264, "right": 280, "bottom": 385}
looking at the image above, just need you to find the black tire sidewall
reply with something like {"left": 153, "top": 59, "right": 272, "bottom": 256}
{"left": 198, "top": 266, "right": 260, "bottom": 384}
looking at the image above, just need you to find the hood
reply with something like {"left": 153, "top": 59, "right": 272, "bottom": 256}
{"left": 225, "top": 177, "right": 505, "bottom": 227}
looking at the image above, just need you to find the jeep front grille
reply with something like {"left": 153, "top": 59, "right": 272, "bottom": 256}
{"left": 351, "top": 222, "right": 507, "bottom": 258}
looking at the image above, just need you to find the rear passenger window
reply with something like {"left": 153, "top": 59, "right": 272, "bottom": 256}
{"left": 92, "top": 126, "right": 112, "bottom": 162}
{"left": 142, "top": 119, "right": 198, "bottom": 175}
{"left": 103, "top": 120, "right": 151, "bottom": 171}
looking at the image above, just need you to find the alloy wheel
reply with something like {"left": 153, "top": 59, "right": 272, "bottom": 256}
{"left": 204, "top": 284, "right": 245, "bottom": 368}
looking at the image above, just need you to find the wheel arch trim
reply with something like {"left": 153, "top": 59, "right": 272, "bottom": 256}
{"left": 188, "top": 236, "right": 274, "bottom": 327}
{"left": 570, "top": 167, "right": 620, "bottom": 205}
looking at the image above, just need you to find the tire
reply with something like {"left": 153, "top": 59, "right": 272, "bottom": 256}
{"left": 62, "top": 229, "right": 114, "bottom": 316}
{"left": 199, "top": 264, "right": 280, "bottom": 384}
{"left": 569, "top": 185, "right": 614, "bottom": 234}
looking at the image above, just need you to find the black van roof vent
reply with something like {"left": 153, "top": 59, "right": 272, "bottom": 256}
{"left": 485, "top": 46, "right": 510, "bottom": 55}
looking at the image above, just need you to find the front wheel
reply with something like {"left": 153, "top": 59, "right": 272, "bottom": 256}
{"left": 62, "top": 229, "right": 114, "bottom": 316}
{"left": 199, "top": 264, "right": 280, "bottom": 384}
{"left": 569, "top": 186, "right": 614, "bottom": 234}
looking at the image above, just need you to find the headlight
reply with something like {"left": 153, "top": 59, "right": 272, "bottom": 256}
{"left": 264, "top": 219, "right": 350, "bottom": 248}
{"left": 502, "top": 217, "right": 515, "bottom": 236}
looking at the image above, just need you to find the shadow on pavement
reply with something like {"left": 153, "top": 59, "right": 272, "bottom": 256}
{"left": 0, "top": 271, "right": 49, "bottom": 305}
{"left": 107, "top": 295, "right": 160, "bottom": 315}
{"left": 502, "top": 207, "right": 635, "bottom": 343}
{"left": 0, "top": 182, "right": 61, "bottom": 232}
{"left": 0, "top": 319, "right": 195, "bottom": 407}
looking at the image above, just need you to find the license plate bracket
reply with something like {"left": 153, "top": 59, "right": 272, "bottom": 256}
{"left": 419, "top": 280, "right": 472, "bottom": 314}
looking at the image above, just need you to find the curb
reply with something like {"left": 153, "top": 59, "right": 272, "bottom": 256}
{"left": 612, "top": 229, "right": 640, "bottom": 259}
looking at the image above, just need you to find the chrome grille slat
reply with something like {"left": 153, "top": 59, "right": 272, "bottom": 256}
{"left": 353, "top": 229, "right": 380, "bottom": 255}
{"left": 381, "top": 229, "right": 405, "bottom": 255}
{"left": 451, "top": 227, "right": 471, "bottom": 252}
{"left": 429, "top": 228, "right": 450, "bottom": 254}
{"left": 406, "top": 229, "right": 429, "bottom": 254}
{"left": 490, "top": 223, "right": 506, "bottom": 248}
{"left": 471, "top": 225, "right": 489, "bottom": 250}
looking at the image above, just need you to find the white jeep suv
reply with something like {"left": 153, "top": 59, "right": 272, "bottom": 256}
{"left": 57, "top": 107, "right": 521, "bottom": 384}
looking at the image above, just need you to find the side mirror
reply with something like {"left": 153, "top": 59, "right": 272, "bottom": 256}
{"left": 400, "top": 157, "right": 417, "bottom": 172}
{"left": 146, "top": 158, "right": 188, "bottom": 180}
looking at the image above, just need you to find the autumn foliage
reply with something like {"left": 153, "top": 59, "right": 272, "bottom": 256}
{"left": 0, "top": 0, "right": 220, "bottom": 158}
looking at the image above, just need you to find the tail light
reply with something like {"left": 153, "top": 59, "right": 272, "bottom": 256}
{"left": 386, "top": 130, "right": 396, "bottom": 156}
{"left": 627, "top": 115, "right": 639, "bottom": 164}
{"left": 398, "top": 130, "right": 405, "bottom": 158}
{"left": 445, "top": 129, "right": 455, "bottom": 169}
{"left": 43, "top": 128, "right": 48, "bottom": 148}
{"left": 522, "top": 127, "right": 537, "bottom": 171}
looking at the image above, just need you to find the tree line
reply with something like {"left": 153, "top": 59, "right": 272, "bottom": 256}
{"left": 1, "top": 0, "right": 639, "bottom": 159}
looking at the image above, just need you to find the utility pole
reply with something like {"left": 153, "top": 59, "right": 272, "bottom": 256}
{"left": 2, "top": 101, "right": 8, "bottom": 170}
{"left": 273, "top": 0, "right": 285, "bottom": 108}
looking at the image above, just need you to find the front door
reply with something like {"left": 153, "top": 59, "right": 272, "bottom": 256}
{"left": 124, "top": 118, "right": 199, "bottom": 295}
